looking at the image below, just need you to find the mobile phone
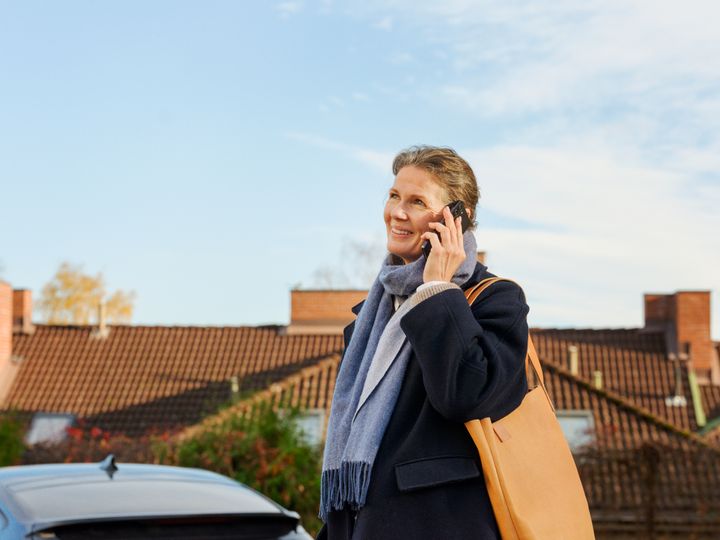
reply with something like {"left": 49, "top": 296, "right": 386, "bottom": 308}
{"left": 422, "top": 200, "right": 472, "bottom": 258}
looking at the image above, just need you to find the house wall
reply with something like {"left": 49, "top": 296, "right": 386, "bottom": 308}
{"left": 0, "top": 281, "right": 16, "bottom": 406}
{"left": 287, "top": 289, "right": 367, "bottom": 334}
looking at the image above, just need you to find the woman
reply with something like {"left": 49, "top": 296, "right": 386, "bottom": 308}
{"left": 316, "top": 146, "right": 530, "bottom": 540}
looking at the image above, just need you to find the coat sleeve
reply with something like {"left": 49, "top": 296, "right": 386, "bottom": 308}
{"left": 399, "top": 281, "right": 529, "bottom": 423}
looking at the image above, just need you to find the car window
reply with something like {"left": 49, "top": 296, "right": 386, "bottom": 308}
{"left": 36, "top": 515, "right": 301, "bottom": 539}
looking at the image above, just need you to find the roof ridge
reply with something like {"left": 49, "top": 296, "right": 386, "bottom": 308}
{"left": 530, "top": 327, "right": 647, "bottom": 332}
{"left": 23, "top": 323, "right": 287, "bottom": 330}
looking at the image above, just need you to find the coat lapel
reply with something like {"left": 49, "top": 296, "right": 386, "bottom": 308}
{"left": 343, "top": 299, "right": 366, "bottom": 349}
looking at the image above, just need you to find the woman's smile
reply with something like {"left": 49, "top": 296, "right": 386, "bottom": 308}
{"left": 390, "top": 227, "right": 414, "bottom": 237}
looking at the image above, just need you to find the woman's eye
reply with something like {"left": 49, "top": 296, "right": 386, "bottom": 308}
{"left": 414, "top": 199, "right": 426, "bottom": 207}
{"left": 389, "top": 193, "right": 399, "bottom": 200}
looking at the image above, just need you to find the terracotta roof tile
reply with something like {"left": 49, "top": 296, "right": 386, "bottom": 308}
{"left": 7, "top": 325, "right": 342, "bottom": 435}
{"left": 531, "top": 328, "right": 703, "bottom": 432}
{"left": 7, "top": 322, "right": 720, "bottom": 447}
{"left": 544, "top": 359, "right": 710, "bottom": 451}
{"left": 700, "top": 383, "right": 720, "bottom": 420}
{"left": 177, "top": 354, "right": 340, "bottom": 441}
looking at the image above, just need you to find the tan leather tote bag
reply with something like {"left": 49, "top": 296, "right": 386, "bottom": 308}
{"left": 463, "top": 277, "right": 595, "bottom": 540}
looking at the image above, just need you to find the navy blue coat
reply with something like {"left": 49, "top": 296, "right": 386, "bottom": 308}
{"left": 317, "top": 263, "right": 530, "bottom": 540}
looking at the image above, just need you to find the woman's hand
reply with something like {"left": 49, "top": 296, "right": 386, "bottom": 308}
{"left": 421, "top": 205, "right": 467, "bottom": 283}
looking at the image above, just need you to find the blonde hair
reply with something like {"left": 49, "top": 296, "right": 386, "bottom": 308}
{"left": 392, "top": 145, "right": 479, "bottom": 229}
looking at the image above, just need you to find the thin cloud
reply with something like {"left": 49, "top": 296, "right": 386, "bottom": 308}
{"left": 353, "top": 1, "right": 720, "bottom": 153}
{"left": 373, "top": 16, "right": 393, "bottom": 31}
{"left": 284, "top": 132, "right": 392, "bottom": 172}
{"left": 274, "top": 1, "right": 304, "bottom": 18}
{"left": 388, "top": 52, "right": 414, "bottom": 65}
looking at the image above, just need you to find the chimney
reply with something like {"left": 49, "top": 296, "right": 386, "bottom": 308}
{"left": 0, "top": 281, "right": 20, "bottom": 406}
{"left": 90, "top": 301, "right": 110, "bottom": 339}
{"left": 12, "top": 289, "right": 34, "bottom": 334}
{"left": 593, "top": 370, "right": 603, "bottom": 390}
{"left": 286, "top": 289, "right": 368, "bottom": 335}
{"left": 568, "top": 345, "right": 579, "bottom": 375}
{"left": 644, "top": 291, "right": 715, "bottom": 383}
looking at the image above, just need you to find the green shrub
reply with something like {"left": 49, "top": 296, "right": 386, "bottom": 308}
{"left": 0, "top": 412, "right": 26, "bottom": 466}
{"left": 163, "top": 405, "right": 323, "bottom": 535}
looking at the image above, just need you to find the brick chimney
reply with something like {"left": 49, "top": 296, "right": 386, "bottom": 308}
{"left": 286, "top": 290, "right": 367, "bottom": 335}
{"left": 0, "top": 281, "right": 19, "bottom": 406}
{"left": 12, "top": 288, "right": 34, "bottom": 334}
{"left": 644, "top": 290, "right": 717, "bottom": 383}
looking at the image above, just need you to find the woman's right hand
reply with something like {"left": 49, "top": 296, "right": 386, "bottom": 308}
{"left": 421, "top": 206, "right": 466, "bottom": 284}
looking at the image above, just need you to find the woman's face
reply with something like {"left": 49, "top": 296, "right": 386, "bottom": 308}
{"left": 384, "top": 165, "right": 448, "bottom": 264}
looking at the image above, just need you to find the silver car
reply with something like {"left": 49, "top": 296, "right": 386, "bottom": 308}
{"left": 0, "top": 455, "right": 312, "bottom": 539}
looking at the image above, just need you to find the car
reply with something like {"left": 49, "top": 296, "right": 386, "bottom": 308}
{"left": 0, "top": 454, "right": 313, "bottom": 539}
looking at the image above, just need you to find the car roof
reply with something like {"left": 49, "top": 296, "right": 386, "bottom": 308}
{"left": 0, "top": 462, "right": 288, "bottom": 529}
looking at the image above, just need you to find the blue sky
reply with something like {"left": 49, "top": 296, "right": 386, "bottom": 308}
{"left": 1, "top": 1, "right": 719, "bottom": 338}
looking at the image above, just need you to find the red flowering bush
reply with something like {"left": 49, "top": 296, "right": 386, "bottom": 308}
{"left": 23, "top": 419, "right": 169, "bottom": 465}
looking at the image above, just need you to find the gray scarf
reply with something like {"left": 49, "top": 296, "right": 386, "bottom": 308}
{"left": 320, "top": 232, "right": 478, "bottom": 520}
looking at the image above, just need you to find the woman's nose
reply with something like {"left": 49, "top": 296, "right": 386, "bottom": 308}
{"left": 391, "top": 203, "right": 409, "bottom": 220}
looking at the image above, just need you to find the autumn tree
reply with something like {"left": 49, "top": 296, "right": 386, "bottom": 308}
{"left": 39, "top": 262, "right": 135, "bottom": 324}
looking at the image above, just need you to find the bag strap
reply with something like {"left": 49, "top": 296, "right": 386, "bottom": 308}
{"left": 464, "top": 277, "right": 556, "bottom": 412}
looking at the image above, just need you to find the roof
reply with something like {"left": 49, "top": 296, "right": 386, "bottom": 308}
{"left": 543, "top": 358, "right": 712, "bottom": 451}
{"left": 5, "top": 322, "right": 720, "bottom": 442}
{"left": 6, "top": 325, "right": 342, "bottom": 435}
{"left": 531, "top": 328, "right": 707, "bottom": 433}
{"left": 177, "top": 354, "right": 339, "bottom": 441}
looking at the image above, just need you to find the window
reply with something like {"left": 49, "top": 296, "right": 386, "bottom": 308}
{"left": 556, "top": 410, "right": 595, "bottom": 453}
{"left": 294, "top": 409, "right": 326, "bottom": 447}
{"left": 25, "top": 413, "right": 76, "bottom": 445}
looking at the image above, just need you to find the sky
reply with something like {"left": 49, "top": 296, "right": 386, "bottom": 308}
{"left": 1, "top": 1, "right": 718, "bottom": 338}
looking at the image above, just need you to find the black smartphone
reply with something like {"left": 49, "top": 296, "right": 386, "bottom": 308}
{"left": 422, "top": 200, "right": 472, "bottom": 258}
